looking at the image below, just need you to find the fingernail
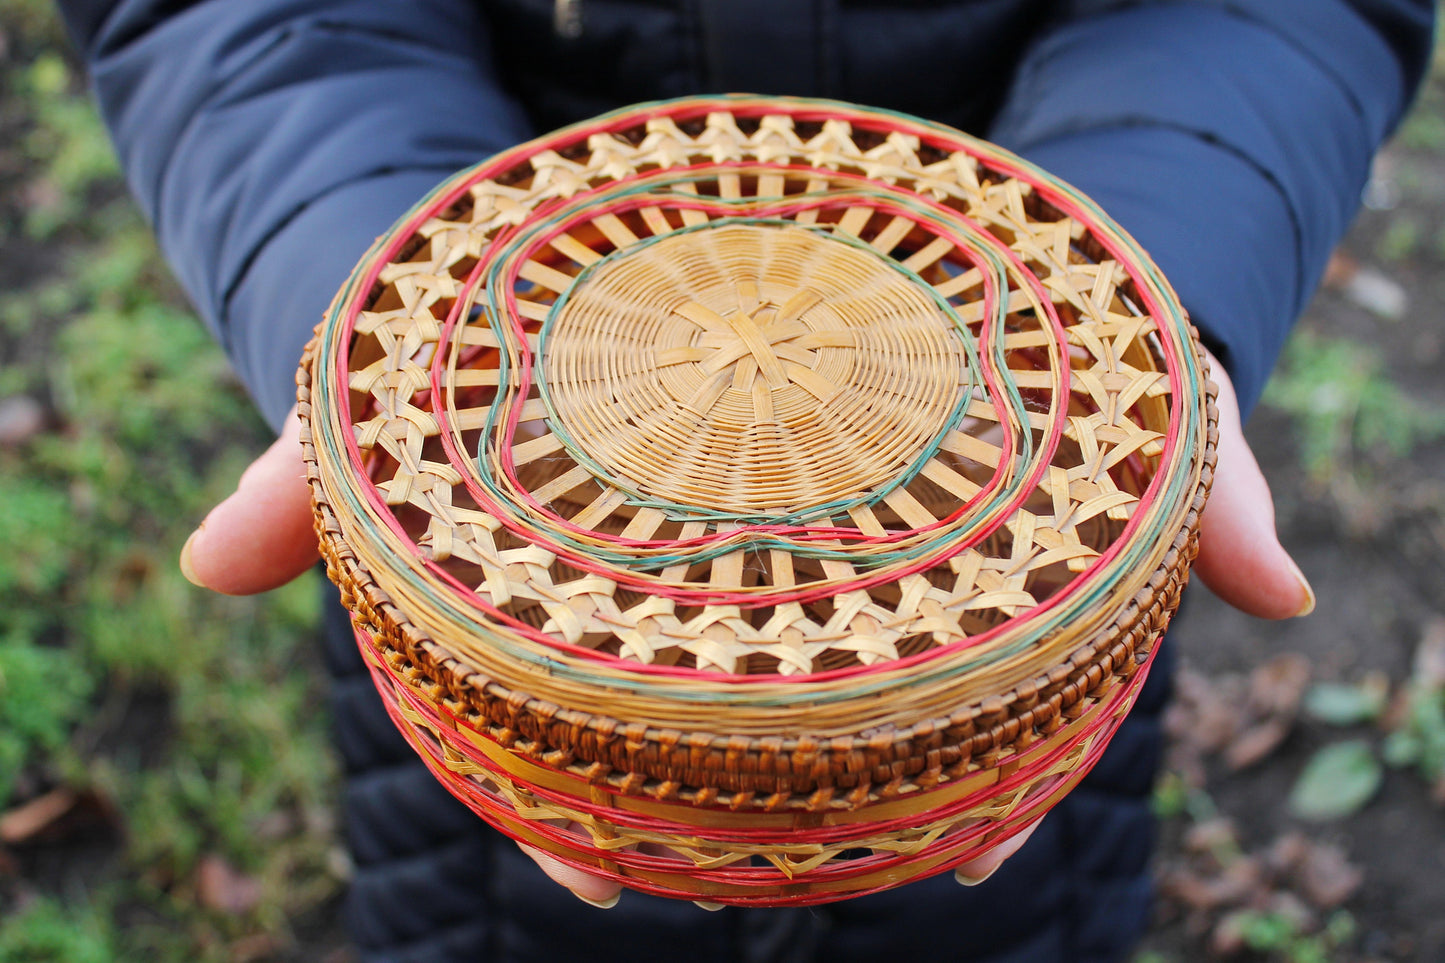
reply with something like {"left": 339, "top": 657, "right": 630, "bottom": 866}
{"left": 574, "top": 891, "right": 620, "bottom": 910}
{"left": 1286, "top": 555, "right": 1316, "bottom": 618}
{"left": 955, "top": 863, "right": 1002, "bottom": 887}
{"left": 693, "top": 901, "right": 725, "bottom": 912}
{"left": 179, "top": 528, "right": 203, "bottom": 587}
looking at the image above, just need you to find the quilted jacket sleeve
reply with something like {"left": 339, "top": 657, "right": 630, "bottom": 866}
{"left": 989, "top": 0, "right": 1435, "bottom": 415}
{"left": 56, "top": 0, "right": 534, "bottom": 430}
{"left": 58, "top": 1, "right": 1435, "bottom": 425}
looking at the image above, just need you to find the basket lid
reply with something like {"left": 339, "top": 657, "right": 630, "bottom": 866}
{"left": 300, "top": 96, "right": 1214, "bottom": 745}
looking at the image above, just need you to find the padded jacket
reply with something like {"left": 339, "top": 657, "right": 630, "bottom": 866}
{"left": 58, "top": 1, "right": 1434, "bottom": 960}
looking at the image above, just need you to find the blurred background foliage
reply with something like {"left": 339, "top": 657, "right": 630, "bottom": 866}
{"left": 0, "top": 1, "right": 1442, "bottom": 961}
{"left": 0, "top": 3, "right": 341, "bottom": 960}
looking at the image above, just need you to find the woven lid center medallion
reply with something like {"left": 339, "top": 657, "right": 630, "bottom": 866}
{"left": 541, "top": 222, "right": 972, "bottom": 516}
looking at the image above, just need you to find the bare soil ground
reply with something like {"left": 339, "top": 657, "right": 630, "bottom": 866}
{"left": 1135, "top": 76, "right": 1445, "bottom": 961}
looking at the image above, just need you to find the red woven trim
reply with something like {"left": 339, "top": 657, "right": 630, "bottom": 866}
{"left": 322, "top": 97, "right": 1197, "bottom": 684}
{"left": 369, "top": 628, "right": 1154, "bottom": 905}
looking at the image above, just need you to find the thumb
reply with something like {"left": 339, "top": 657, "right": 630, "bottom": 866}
{"left": 1192, "top": 357, "right": 1314, "bottom": 620}
{"left": 180, "top": 406, "right": 320, "bottom": 595}
{"left": 519, "top": 841, "right": 625, "bottom": 909}
{"left": 953, "top": 818, "right": 1041, "bottom": 886}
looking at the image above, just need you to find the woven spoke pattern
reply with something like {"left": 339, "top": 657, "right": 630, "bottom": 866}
{"left": 319, "top": 107, "right": 1184, "bottom": 678}
{"left": 299, "top": 96, "right": 1215, "bottom": 904}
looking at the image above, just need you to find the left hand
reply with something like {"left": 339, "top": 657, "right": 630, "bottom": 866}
{"left": 1189, "top": 351, "right": 1315, "bottom": 619}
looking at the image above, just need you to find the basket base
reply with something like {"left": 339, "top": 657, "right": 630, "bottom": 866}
{"left": 358, "top": 621, "right": 1157, "bottom": 906}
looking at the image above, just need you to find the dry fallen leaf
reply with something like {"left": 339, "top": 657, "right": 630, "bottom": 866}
{"left": 1190, "top": 654, "right": 1313, "bottom": 771}
{"left": 1161, "top": 857, "right": 1262, "bottom": 912}
{"left": 1248, "top": 653, "right": 1311, "bottom": 718}
{"left": 1225, "top": 718, "right": 1293, "bottom": 771}
{"left": 1264, "top": 832, "right": 1311, "bottom": 876}
{"left": 1182, "top": 817, "right": 1238, "bottom": 855}
{"left": 0, "top": 789, "right": 79, "bottom": 844}
{"left": 1162, "top": 869, "right": 1228, "bottom": 913}
{"left": 1413, "top": 618, "right": 1445, "bottom": 689}
{"left": 251, "top": 810, "right": 297, "bottom": 842}
{"left": 1168, "top": 667, "right": 1243, "bottom": 753}
{"left": 1323, "top": 249, "right": 1359, "bottom": 288}
{"left": 228, "top": 933, "right": 284, "bottom": 963}
{"left": 0, "top": 396, "right": 45, "bottom": 447}
{"left": 1211, "top": 909, "right": 1251, "bottom": 957}
{"left": 197, "top": 854, "right": 264, "bottom": 917}
{"left": 1266, "top": 890, "right": 1319, "bottom": 933}
{"left": 1296, "top": 840, "right": 1363, "bottom": 908}
{"left": 0, "top": 788, "right": 117, "bottom": 846}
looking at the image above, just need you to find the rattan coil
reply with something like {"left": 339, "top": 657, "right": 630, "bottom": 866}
{"left": 298, "top": 95, "right": 1217, "bottom": 905}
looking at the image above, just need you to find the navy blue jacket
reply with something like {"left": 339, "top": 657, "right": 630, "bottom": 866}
{"left": 58, "top": 2, "right": 1434, "bottom": 960}
{"left": 58, "top": 0, "right": 1432, "bottom": 428}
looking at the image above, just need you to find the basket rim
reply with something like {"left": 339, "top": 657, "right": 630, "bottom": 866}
{"left": 303, "top": 95, "right": 1215, "bottom": 689}
{"left": 296, "top": 94, "right": 1220, "bottom": 796}
{"left": 298, "top": 370, "right": 1217, "bottom": 798}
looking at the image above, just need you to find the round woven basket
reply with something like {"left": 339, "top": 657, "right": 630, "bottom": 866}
{"left": 298, "top": 95, "right": 1217, "bottom": 906}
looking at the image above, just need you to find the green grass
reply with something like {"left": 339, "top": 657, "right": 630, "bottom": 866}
{"left": 17, "top": 52, "right": 120, "bottom": 240}
{"left": 0, "top": 895, "right": 116, "bottom": 963}
{"left": 0, "top": 627, "right": 91, "bottom": 809}
{"left": 1262, "top": 329, "right": 1445, "bottom": 487}
{"left": 1229, "top": 909, "right": 1358, "bottom": 963}
{"left": 0, "top": 5, "right": 341, "bottom": 959}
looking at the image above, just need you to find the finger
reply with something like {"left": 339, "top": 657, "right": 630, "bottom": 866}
{"left": 518, "top": 842, "right": 625, "bottom": 909}
{"left": 1193, "top": 360, "right": 1314, "bottom": 620}
{"left": 954, "top": 819, "right": 1040, "bottom": 886}
{"left": 180, "top": 406, "right": 319, "bottom": 595}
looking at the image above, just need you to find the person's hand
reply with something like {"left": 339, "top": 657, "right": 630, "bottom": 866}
{"left": 1191, "top": 351, "right": 1316, "bottom": 619}
{"left": 179, "top": 351, "right": 1310, "bottom": 904}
